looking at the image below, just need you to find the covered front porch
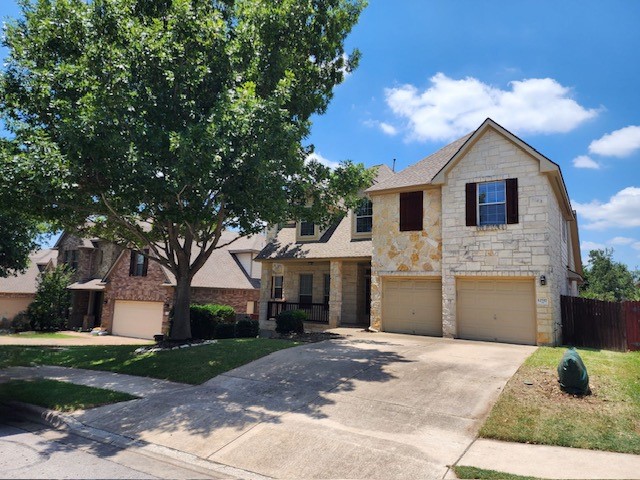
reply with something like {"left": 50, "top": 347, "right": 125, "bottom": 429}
{"left": 260, "top": 259, "right": 371, "bottom": 329}
{"left": 68, "top": 279, "right": 105, "bottom": 330}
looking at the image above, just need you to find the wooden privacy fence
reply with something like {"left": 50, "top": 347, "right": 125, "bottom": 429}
{"left": 561, "top": 296, "right": 640, "bottom": 351}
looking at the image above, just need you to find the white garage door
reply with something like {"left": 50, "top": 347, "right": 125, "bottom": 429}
{"left": 112, "top": 300, "right": 164, "bottom": 339}
{"left": 457, "top": 278, "right": 536, "bottom": 345}
{"left": 382, "top": 278, "right": 442, "bottom": 336}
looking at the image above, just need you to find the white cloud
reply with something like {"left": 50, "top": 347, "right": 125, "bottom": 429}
{"left": 609, "top": 236, "right": 635, "bottom": 246}
{"left": 306, "top": 152, "right": 340, "bottom": 170}
{"left": 633, "top": 242, "right": 640, "bottom": 251}
{"left": 573, "top": 187, "right": 640, "bottom": 230}
{"left": 581, "top": 240, "right": 606, "bottom": 251}
{"left": 589, "top": 125, "right": 640, "bottom": 158}
{"left": 572, "top": 155, "right": 601, "bottom": 169}
{"left": 384, "top": 73, "right": 599, "bottom": 142}
{"left": 378, "top": 122, "right": 398, "bottom": 136}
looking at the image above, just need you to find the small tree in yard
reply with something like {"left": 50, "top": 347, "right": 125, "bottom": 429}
{"left": 580, "top": 248, "right": 640, "bottom": 302}
{"left": 1, "top": 0, "right": 371, "bottom": 339}
{"left": 28, "top": 264, "right": 72, "bottom": 331}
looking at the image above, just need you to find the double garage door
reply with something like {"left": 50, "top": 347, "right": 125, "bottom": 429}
{"left": 381, "top": 277, "right": 536, "bottom": 345}
{"left": 112, "top": 300, "right": 164, "bottom": 340}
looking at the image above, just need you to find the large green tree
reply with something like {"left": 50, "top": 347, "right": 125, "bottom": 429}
{"left": 1, "top": 0, "right": 370, "bottom": 339}
{"left": 580, "top": 248, "right": 639, "bottom": 302}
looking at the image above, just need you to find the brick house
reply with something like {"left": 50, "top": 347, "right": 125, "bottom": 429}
{"left": 0, "top": 249, "right": 57, "bottom": 323}
{"left": 56, "top": 231, "right": 264, "bottom": 339}
{"left": 258, "top": 118, "right": 583, "bottom": 345}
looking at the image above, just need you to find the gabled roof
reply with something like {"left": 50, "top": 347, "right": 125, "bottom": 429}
{"left": 256, "top": 211, "right": 371, "bottom": 261}
{"left": 366, "top": 134, "right": 472, "bottom": 193}
{"left": 0, "top": 249, "right": 57, "bottom": 294}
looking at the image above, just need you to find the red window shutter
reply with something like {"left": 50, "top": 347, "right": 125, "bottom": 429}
{"left": 506, "top": 178, "right": 519, "bottom": 224}
{"left": 399, "top": 191, "right": 423, "bottom": 231}
{"left": 142, "top": 250, "right": 149, "bottom": 277}
{"left": 129, "top": 251, "right": 136, "bottom": 276}
{"left": 465, "top": 183, "right": 477, "bottom": 226}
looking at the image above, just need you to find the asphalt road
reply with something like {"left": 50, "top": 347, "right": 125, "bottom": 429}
{"left": 0, "top": 410, "right": 219, "bottom": 479}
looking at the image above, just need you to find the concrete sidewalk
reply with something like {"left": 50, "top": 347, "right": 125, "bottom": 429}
{"left": 456, "top": 438, "right": 640, "bottom": 479}
{"left": 1, "top": 365, "right": 188, "bottom": 398}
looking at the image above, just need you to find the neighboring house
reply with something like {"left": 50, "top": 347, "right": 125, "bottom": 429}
{"left": 258, "top": 118, "right": 583, "bottom": 345}
{"left": 0, "top": 249, "right": 57, "bottom": 322}
{"left": 56, "top": 231, "right": 264, "bottom": 339}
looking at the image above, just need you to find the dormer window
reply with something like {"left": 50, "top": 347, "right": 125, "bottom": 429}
{"left": 355, "top": 199, "right": 373, "bottom": 233}
{"left": 300, "top": 221, "right": 315, "bottom": 237}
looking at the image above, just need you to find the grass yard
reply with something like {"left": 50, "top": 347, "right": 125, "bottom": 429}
{"left": 0, "top": 338, "right": 298, "bottom": 384}
{"left": 4, "top": 332, "right": 76, "bottom": 339}
{"left": 0, "top": 379, "right": 137, "bottom": 411}
{"left": 480, "top": 347, "right": 640, "bottom": 454}
{"left": 453, "top": 466, "right": 545, "bottom": 480}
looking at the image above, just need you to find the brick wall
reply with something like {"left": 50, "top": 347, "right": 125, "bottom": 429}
{"left": 190, "top": 287, "right": 259, "bottom": 315}
{"left": 101, "top": 252, "right": 173, "bottom": 334}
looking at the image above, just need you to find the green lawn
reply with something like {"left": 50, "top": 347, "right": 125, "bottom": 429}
{"left": 480, "top": 347, "right": 640, "bottom": 454}
{"left": 5, "top": 332, "right": 77, "bottom": 339}
{"left": 0, "top": 379, "right": 137, "bottom": 411}
{"left": 0, "top": 338, "right": 299, "bottom": 384}
{"left": 454, "top": 466, "right": 545, "bottom": 480}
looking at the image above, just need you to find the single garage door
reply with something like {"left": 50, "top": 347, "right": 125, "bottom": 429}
{"left": 112, "top": 300, "right": 164, "bottom": 339}
{"left": 382, "top": 278, "right": 442, "bottom": 336}
{"left": 457, "top": 278, "right": 536, "bottom": 345}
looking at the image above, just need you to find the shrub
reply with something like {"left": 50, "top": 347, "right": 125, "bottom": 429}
{"left": 11, "top": 311, "right": 31, "bottom": 332}
{"left": 189, "top": 305, "right": 219, "bottom": 339}
{"left": 236, "top": 318, "right": 259, "bottom": 338}
{"left": 27, "top": 264, "right": 72, "bottom": 331}
{"left": 214, "top": 322, "right": 236, "bottom": 339}
{"left": 275, "top": 309, "right": 306, "bottom": 334}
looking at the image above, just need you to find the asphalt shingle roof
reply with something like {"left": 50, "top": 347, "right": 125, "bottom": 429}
{"left": 0, "top": 249, "right": 57, "bottom": 294}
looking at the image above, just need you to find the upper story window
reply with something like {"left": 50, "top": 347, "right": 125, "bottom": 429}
{"left": 355, "top": 199, "right": 373, "bottom": 234}
{"left": 129, "top": 249, "right": 149, "bottom": 277}
{"left": 299, "top": 221, "right": 316, "bottom": 237}
{"left": 466, "top": 179, "right": 518, "bottom": 227}
{"left": 478, "top": 181, "right": 506, "bottom": 225}
{"left": 399, "top": 191, "right": 423, "bottom": 232}
{"left": 64, "top": 249, "right": 78, "bottom": 271}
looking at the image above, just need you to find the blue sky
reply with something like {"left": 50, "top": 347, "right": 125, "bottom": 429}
{"left": 2, "top": 1, "right": 640, "bottom": 269}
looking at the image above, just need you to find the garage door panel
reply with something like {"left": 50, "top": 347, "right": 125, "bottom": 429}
{"left": 382, "top": 278, "right": 442, "bottom": 336}
{"left": 457, "top": 278, "right": 535, "bottom": 345}
{"left": 112, "top": 300, "right": 163, "bottom": 340}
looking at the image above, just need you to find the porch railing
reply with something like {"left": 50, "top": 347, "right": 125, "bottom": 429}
{"left": 267, "top": 301, "right": 329, "bottom": 324}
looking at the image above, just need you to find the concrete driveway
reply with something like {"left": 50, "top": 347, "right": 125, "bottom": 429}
{"left": 76, "top": 330, "right": 535, "bottom": 479}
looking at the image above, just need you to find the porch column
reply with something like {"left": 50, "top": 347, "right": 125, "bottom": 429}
{"left": 259, "top": 262, "right": 272, "bottom": 326}
{"left": 329, "top": 260, "right": 342, "bottom": 328}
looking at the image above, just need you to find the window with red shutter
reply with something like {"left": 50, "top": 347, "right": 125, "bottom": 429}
{"left": 399, "top": 191, "right": 423, "bottom": 231}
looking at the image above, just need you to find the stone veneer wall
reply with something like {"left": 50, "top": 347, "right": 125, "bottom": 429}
{"left": 101, "top": 252, "right": 173, "bottom": 335}
{"left": 190, "top": 287, "right": 260, "bottom": 315}
{"left": 370, "top": 189, "right": 442, "bottom": 330}
{"left": 440, "top": 129, "right": 561, "bottom": 345}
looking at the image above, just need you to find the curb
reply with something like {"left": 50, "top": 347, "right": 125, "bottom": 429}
{"left": 6, "top": 401, "right": 271, "bottom": 480}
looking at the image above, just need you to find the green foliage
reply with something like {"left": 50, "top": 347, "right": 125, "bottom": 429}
{"left": 27, "top": 264, "right": 72, "bottom": 331}
{"left": 275, "top": 309, "right": 306, "bottom": 334}
{"left": 580, "top": 249, "right": 639, "bottom": 301}
{"left": 0, "top": 210, "right": 40, "bottom": 278}
{"left": 214, "top": 322, "right": 236, "bottom": 339}
{"left": 10, "top": 311, "right": 30, "bottom": 332}
{"left": 0, "top": 0, "right": 368, "bottom": 339}
{"left": 188, "top": 303, "right": 235, "bottom": 339}
{"left": 236, "top": 317, "right": 260, "bottom": 338}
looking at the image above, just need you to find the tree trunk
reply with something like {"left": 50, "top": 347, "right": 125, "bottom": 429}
{"left": 171, "top": 273, "right": 192, "bottom": 340}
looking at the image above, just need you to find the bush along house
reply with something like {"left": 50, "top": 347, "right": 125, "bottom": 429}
{"left": 257, "top": 118, "right": 583, "bottom": 345}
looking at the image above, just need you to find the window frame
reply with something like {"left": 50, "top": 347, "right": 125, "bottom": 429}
{"left": 299, "top": 221, "right": 316, "bottom": 237}
{"left": 354, "top": 198, "right": 373, "bottom": 234}
{"left": 129, "top": 249, "right": 149, "bottom": 277}
{"left": 323, "top": 273, "right": 330, "bottom": 307}
{"left": 272, "top": 275, "right": 284, "bottom": 300}
{"left": 299, "top": 274, "right": 313, "bottom": 305}
{"left": 477, "top": 180, "right": 507, "bottom": 226}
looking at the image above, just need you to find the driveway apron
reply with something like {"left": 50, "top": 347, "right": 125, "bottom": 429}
{"left": 76, "top": 331, "right": 534, "bottom": 479}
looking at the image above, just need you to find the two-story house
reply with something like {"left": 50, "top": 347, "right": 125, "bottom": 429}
{"left": 257, "top": 119, "right": 582, "bottom": 345}
{"left": 56, "top": 231, "right": 264, "bottom": 338}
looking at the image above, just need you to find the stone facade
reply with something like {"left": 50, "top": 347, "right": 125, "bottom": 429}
{"left": 370, "top": 188, "right": 442, "bottom": 330}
